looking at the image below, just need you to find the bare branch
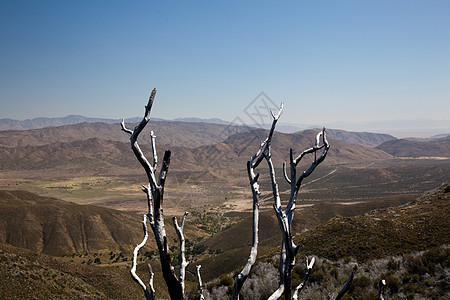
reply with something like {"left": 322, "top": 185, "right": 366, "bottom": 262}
{"left": 121, "top": 89, "right": 159, "bottom": 189}
{"left": 282, "top": 162, "right": 292, "bottom": 184}
{"left": 232, "top": 103, "right": 283, "bottom": 299}
{"left": 261, "top": 112, "right": 328, "bottom": 299}
{"left": 173, "top": 212, "right": 189, "bottom": 296}
{"left": 120, "top": 119, "right": 133, "bottom": 134}
{"left": 378, "top": 279, "right": 386, "bottom": 300}
{"left": 150, "top": 130, "right": 157, "bottom": 170}
{"left": 134, "top": 88, "right": 157, "bottom": 136}
{"left": 294, "top": 128, "right": 330, "bottom": 194}
{"left": 268, "top": 286, "right": 285, "bottom": 300}
{"left": 267, "top": 238, "right": 287, "bottom": 300}
{"left": 233, "top": 161, "right": 261, "bottom": 300}
{"left": 123, "top": 89, "right": 183, "bottom": 299}
{"left": 196, "top": 265, "right": 205, "bottom": 300}
{"left": 142, "top": 185, "right": 155, "bottom": 228}
{"left": 292, "top": 257, "right": 315, "bottom": 300}
{"left": 335, "top": 272, "right": 354, "bottom": 300}
{"left": 282, "top": 128, "right": 330, "bottom": 218}
{"left": 271, "top": 102, "right": 284, "bottom": 121}
{"left": 147, "top": 263, "right": 155, "bottom": 300}
{"left": 158, "top": 150, "right": 171, "bottom": 190}
{"left": 130, "top": 215, "right": 153, "bottom": 300}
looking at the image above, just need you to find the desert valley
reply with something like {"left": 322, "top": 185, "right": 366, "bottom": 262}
{"left": 0, "top": 115, "right": 448, "bottom": 299}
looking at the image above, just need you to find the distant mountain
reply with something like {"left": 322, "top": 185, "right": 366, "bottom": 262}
{"left": 376, "top": 136, "right": 450, "bottom": 157}
{"left": 0, "top": 120, "right": 251, "bottom": 148}
{"left": 0, "top": 115, "right": 155, "bottom": 131}
{"left": 0, "top": 119, "right": 397, "bottom": 152}
{"left": 0, "top": 115, "right": 231, "bottom": 131}
{"left": 173, "top": 117, "right": 230, "bottom": 125}
{"left": 322, "top": 119, "right": 450, "bottom": 138}
{"left": 431, "top": 133, "right": 450, "bottom": 139}
{"left": 0, "top": 129, "right": 393, "bottom": 177}
{"left": 319, "top": 129, "right": 397, "bottom": 147}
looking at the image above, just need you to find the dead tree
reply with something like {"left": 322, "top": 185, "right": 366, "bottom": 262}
{"left": 122, "top": 89, "right": 188, "bottom": 300}
{"left": 232, "top": 104, "right": 279, "bottom": 299}
{"left": 237, "top": 102, "right": 329, "bottom": 299}
{"left": 268, "top": 125, "right": 330, "bottom": 299}
{"left": 232, "top": 102, "right": 331, "bottom": 299}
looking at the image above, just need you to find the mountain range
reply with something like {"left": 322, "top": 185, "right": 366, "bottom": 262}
{"left": 1, "top": 119, "right": 448, "bottom": 180}
{"left": 0, "top": 114, "right": 448, "bottom": 299}
{"left": 0, "top": 127, "right": 393, "bottom": 177}
{"left": 2, "top": 115, "right": 449, "bottom": 138}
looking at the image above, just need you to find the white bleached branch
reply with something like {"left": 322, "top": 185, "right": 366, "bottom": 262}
{"left": 130, "top": 215, "right": 154, "bottom": 300}
{"left": 150, "top": 130, "right": 157, "bottom": 170}
{"left": 196, "top": 265, "right": 205, "bottom": 300}
{"left": 122, "top": 89, "right": 184, "bottom": 299}
{"left": 232, "top": 103, "right": 283, "bottom": 300}
{"left": 292, "top": 257, "right": 315, "bottom": 299}
{"left": 378, "top": 279, "right": 386, "bottom": 300}
{"left": 173, "top": 212, "right": 189, "bottom": 295}
{"left": 263, "top": 110, "right": 329, "bottom": 299}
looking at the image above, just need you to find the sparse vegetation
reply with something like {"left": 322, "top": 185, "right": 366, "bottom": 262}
{"left": 0, "top": 92, "right": 448, "bottom": 298}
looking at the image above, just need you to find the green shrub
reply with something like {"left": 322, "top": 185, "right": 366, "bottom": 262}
{"left": 309, "top": 269, "right": 325, "bottom": 283}
{"left": 384, "top": 271, "right": 401, "bottom": 294}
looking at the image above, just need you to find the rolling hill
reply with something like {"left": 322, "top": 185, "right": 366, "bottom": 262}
{"left": 0, "top": 120, "right": 251, "bottom": 148}
{"left": 295, "top": 184, "right": 450, "bottom": 262}
{"left": 0, "top": 129, "right": 393, "bottom": 177}
{"left": 0, "top": 190, "right": 143, "bottom": 255}
{"left": 0, "top": 119, "right": 399, "bottom": 150}
{"left": 324, "top": 129, "right": 396, "bottom": 147}
{"left": 376, "top": 136, "right": 450, "bottom": 157}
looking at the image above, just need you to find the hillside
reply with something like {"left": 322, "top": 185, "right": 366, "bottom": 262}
{"left": 206, "top": 128, "right": 393, "bottom": 167}
{"left": 0, "top": 118, "right": 400, "bottom": 150}
{"left": 295, "top": 184, "right": 450, "bottom": 262}
{"left": 0, "top": 190, "right": 143, "bottom": 256}
{"left": 0, "top": 129, "right": 393, "bottom": 177}
{"left": 0, "top": 138, "right": 140, "bottom": 176}
{"left": 0, "top": 243, "right": 144, "bottom": 299}
{"left": 185, "top": 185, "right": 449, "bottom": 283}
{"left": 376, "top": 136, "right": 450, "bottom": 157}
{"left": 325, "top": 129, "right": 396, "bottom": 147}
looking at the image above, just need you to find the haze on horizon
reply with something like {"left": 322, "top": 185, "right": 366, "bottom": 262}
{"left": 1, "top": 1, "right": 449, "bottom": 133}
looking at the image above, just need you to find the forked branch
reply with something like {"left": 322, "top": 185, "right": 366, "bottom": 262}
{"left": 265, "top": 116, "right": 329, "bottom": 299}
{"left": 292, "top": 257, "right": 315, "bottom": 299}
{"left": 122, "top": 89, "right": 183, "bottom": 300}
{"left": 232, "top": 103, "right": 283, "bottom": 300}
{"left": 130, "top": 215, "right": 154, "bottom": 300}
{"left": 173, "top": 212, "right": 189, "bottom": 295}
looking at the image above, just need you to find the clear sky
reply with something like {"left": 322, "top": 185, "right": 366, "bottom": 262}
{"left": 1, "top": 0, "right": 449, "bottom": 126}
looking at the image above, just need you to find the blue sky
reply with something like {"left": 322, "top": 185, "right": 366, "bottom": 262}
{"left": 1, "top": 0, "right": 449, "bottom": 127}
